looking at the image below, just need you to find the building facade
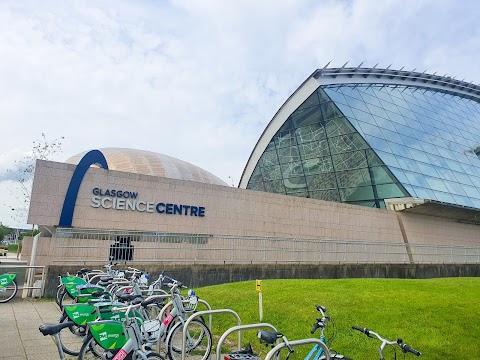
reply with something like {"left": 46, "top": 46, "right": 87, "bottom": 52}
{"left": 25, "top": 68, "right": 480, "bottom": 266}
{"left": 240, "top": 68, "right": 480, "bottom": 211}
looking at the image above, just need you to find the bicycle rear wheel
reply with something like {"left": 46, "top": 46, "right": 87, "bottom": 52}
{"left": 0, "top": 279, "right": 17, "bottom": 303}
{"left": 58, "top": 313, "right": 86, "bottom": 356}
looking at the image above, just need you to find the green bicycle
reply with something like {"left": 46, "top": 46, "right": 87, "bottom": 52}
{"left": 0, "top": 273, "right": 18, "bottom": 303}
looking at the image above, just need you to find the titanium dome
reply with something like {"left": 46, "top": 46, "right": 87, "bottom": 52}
{"left": 239, "top": 67, "right": 480, "bottom": 209}
{"left": 66, "top": 148, "right": 228, "bottom": 186}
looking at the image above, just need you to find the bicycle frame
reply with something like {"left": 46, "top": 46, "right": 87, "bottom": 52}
{"left": 0, "top": 273, "right": 16, "bottom": 287}
{"left": 304, "top": 334, "right": 327, "bottom": 360}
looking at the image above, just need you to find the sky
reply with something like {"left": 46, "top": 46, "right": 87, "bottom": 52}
{"left": 1, "top": 0, "right": 480, "bottom": 228}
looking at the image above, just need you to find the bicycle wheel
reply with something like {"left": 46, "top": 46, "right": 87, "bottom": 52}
{"left": 59, "top": 290, "right": 76, "bottom": 309}
{"left": 55, "top": 285, "right": 65, "bottom": 306}
{"left": 0, "top": 279, "right": 17, "bottom": 303}
{"left": 78, "top": 333, "right": 115, "bottom": 360}
{"left": 166, "top": 319, "right": 212, "bottom": 360}
{"left": 57, "top": 313, "right": 86, "bottom": 356}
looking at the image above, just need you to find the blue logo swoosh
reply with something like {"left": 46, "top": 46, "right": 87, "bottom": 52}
{"left": 59, "top": 150, "right": 109, "bottom": 227}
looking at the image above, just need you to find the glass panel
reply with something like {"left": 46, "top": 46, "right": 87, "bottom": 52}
{"left": 319, "top": 102, "right": 340, "bottom": 120}
{"left": 261, "top": 150, "right": 279, "bottom": 167}
{"left": 324, "top": 88, "right": 347, "bottom": 105}
{"left": 389, "top": 167, "right": 410, "bottom": 184}
{"left": 412, "top": 186, "right": 437, "bottom": 200}
{"left": 262, "top": 165, "right": 283, "bottom": 180}
{"left": 452, "top": 195, "right": 474, "bottom": 207}
{"left": 443, "top": 180, "right": 467, "bottom": 196}
{"left": 332, "top": 151, "right": 368, "bottom": 170}
{"left": 283, "top": 176, "right": 307, "bottom": 191}
{"left": 463, "top": 185, "right": 480, "bottom": 199}
{"left": 371, "top": 166, "right": 398, "bottom": 184}
{"left": 328, "top": 134, "right": 367, "bottom": 154}
{"left": 433, "top": 191, "right": 455, "bottom": 203}
{"left": 275, "top": 130, "right": 296, "bottom": 148}
{"left": 376, "top": 184, "right": 409, "bottom": 198}
{"left": 264, "top": 180, "right": 285, "bottom": 193}
{"left": 249, "top": 166, "right": 263, "bottom": 182}
{"left": 298, "top": 139, "right": 330, "bottom": 159}
{"left": 296, "top": 124, "right": 326, "bottom": 143}
{"left": 303, "top": 157, "right": 333, "bottom": 174}
{"left": 324, "top": 117, "right": 355, "bottom": 137}
{"left": 277, "top": 146, "right": 301, "bottom": 163}
{"left": 404, "top": 171, "right": 430, "bottom": 188}
{"left": 280, "top": 162, "right": 304, "bottom": 178}
{"left": 309, "top": 189, "right": 341, "bottom": 202}
{"left": 364, "top": 135, "right": 392, "bottom": 153}
{"left": 246, "top": 182, "right": 264, "bottom": 191}
{"left": 337, "top": 168, "right": 372, "bottom": 188}
{"left": 395, "top": 156, "right": 421, "bottom": 172}
{"left": 339, "top": 186, "right": 375, "bottom": 201}
{"left": 424, "top": 176, "right": 449, "bottom": 192}
{"left": 306, "top": 173, "right": 337, "bottom": 190}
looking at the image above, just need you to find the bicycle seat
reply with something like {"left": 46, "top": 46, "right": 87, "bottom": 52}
{"left": 257, "top": 330, "right": 284, "bottom": 345}
{"left": 39, "top": 322, "right": 76, "bottom": 336}
{"left": 117, "top": 293, "right": 142, "bottom": 303}
{"left": 80, "top": 268, "right": 92, "bottom": 273}
{"left": 100, "top": 276, "right": 114, "bottom": 282}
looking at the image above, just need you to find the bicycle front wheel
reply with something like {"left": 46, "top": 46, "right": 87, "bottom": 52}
{"left": 78, "top": 333, "right": 113, "bottom": 360}
{"left": 0, "top": 279, "right": 17, "bottom": 303}
{"left": 166, "top": 319, "right": 212, "bottom": 360}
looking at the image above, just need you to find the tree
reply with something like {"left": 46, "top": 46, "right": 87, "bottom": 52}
{"left": 0, "top": 223, "right": 12, "bottom": 243}
{"left": 7, "top": 133, "right": 65, "bottom": 225}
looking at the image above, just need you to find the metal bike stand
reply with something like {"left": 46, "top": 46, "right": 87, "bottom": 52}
{"left": 182, "top": 309, "right": 241, "bottom": 360}
{"left": 158, "top": 298, "right": 212, "bottom": 327}
{"left": 216, "top": 323, "right": 278, "bottom": 360}
{"left": 264, "top": 338, "right": 331, "bottom": 360}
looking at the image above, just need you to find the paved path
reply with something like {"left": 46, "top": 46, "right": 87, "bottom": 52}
{"left": 0, "top": 299, "right": 70, "bottom": 360}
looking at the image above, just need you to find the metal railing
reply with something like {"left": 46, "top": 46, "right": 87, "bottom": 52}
{"left": 51, "top": 228, "right": 480, "bottom": 264}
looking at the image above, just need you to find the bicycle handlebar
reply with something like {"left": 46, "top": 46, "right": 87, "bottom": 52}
{"left": 400, "top": 343, "right": 421, "bottom": 356}
{"left": 352, "top": 326, "right": 370, "bottom": 336}
{"left": 352, "top": 326, "right": 421, "bottom": 357}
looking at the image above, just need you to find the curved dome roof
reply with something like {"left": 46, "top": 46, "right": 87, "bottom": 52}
{"left": 66, "top": 148, "right": 228, "bottom": 186}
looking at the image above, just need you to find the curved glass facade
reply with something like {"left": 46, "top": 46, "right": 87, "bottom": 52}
{"left": 246, "top": 83, "right": 480, "bottom": 209}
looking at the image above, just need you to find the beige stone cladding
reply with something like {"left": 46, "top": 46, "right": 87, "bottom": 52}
{"left": 28, "top": 159, "right": 404, "bottom": 243}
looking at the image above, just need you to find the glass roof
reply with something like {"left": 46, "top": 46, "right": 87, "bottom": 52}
{"left": 246, "top": 83, "right": 480, "bottom": 209}
{"left": 324, "top": 84, "right": 480, "bottom": 208}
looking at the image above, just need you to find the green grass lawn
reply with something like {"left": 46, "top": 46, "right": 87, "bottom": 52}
{"left": 195, "top": 278, "right": 480, "bottom": 360}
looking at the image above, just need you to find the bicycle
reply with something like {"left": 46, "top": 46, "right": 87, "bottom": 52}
{"left": 0, "top": 273, "right": 17, "bottom": 303}
{"left": 352, "top": 326, "right": 421, "bottom": 359}
{"left": 256, "top": 329, "right": 332, "bottom": 360}
{"left": 39, "top": 320, "right": 78, "bottom": 360}
{"left": 305, "top": 304, "right": 352, "bottom": 359}
{"left": 78, "top": 277, "right": 212, "bottom": 360}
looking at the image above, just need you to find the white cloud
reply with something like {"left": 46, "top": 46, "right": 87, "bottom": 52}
{"left": 0, "top": 0, "right": 480, "bottom": 227}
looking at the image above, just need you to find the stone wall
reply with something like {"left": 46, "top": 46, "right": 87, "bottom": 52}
{"left": 42, "top": 263, "right": 480, "bottom": 298}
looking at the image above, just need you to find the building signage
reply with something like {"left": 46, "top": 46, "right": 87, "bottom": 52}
{"left": 91, "top": 187, "right": 205, "bottom": 217}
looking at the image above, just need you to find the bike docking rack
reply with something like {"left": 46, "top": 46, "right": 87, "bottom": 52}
{"left": 154, "top": 295, "right": 213, "bottom": 352}
{"left": 216, "top": 323, "right": 279, "bottom": 360}
{"left": 182, "top": 309, "right": 241, "bottom": 360}
{"left": 264, "top": 339, "right": 331, "bottom": 360}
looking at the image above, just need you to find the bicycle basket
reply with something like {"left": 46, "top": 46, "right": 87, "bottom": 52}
{"left": 184, "top": 294, "right": 198, "bottom": 312}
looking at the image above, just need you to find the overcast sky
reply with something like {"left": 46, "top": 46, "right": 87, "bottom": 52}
{"left": 1, "top": 0, "right": 479, "bottom": 228}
